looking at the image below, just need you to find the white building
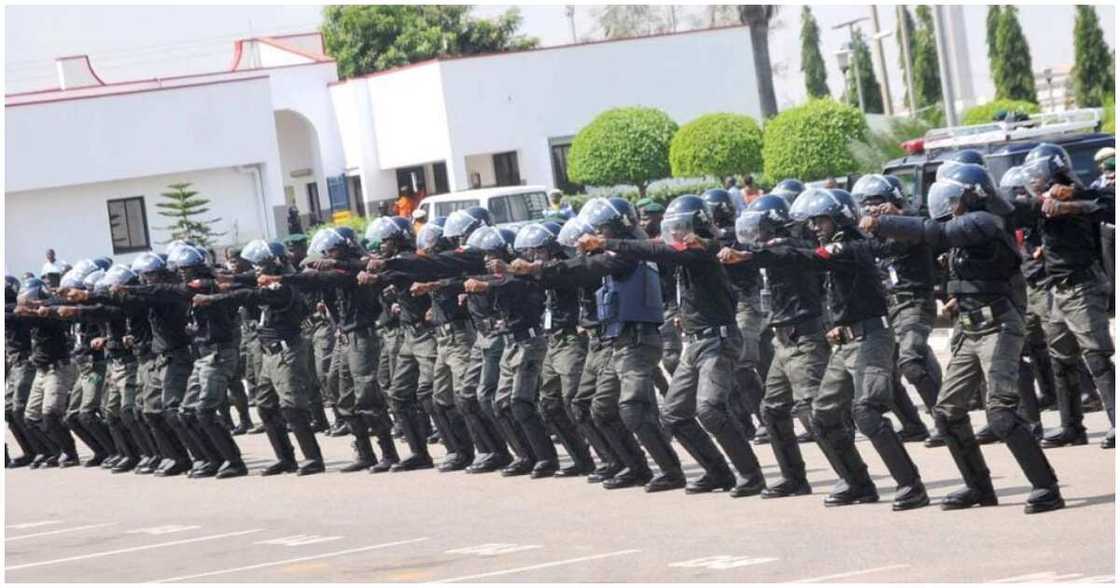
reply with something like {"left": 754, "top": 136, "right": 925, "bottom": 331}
{"left": 5, "top": 26, "right": 760, "bottom": 275}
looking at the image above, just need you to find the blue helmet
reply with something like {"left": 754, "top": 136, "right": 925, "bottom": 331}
{"left": 540, "top": 221, "right": 563, "bottom": 238}
{"left": 59, "top": 267, "right": 90, "bottom": 290}
{"left": 102, "top": 264, "right": 138, "bottom": 288}
{"left": 736, "top": 195, "right": 791, "bottom": 245}
{"left": 167, "top": 245, "right": 208, "bottom": 271}
{"left": 947, "top": 149, "right": 986, "bottom": 166}
{"left": 465, "top": 226, "right": 517, "bottom": 259}
{"left": 17, "top": 277, "right": 47, "bottom": 303}
{"left": 700, "top": 188, "right": 740, "bottom": 227}
{"left": 771, "top": 179, "right": 806, "bottom": 206}
{"left": 927, "top": 162, "right": 1009, "bottom": 221}
{"left": 662, "top": 194, "right": 715, "bottom": 244}
{"left": 579, "top": 197, "right": 637, "bottom": 236}
{"left": 513, "top": 223, "right": 558, "bottom": 253}
{"left": 70, "top": 259, "right": 100, "bottom": 279}
{"left": 82, "top": 269, "right": 106, "bottom": 291}
{"left": 444, "top": 207, "right": 492, "bottom": 240}
{"left": 557, "top": 217, "right": 595, "bottom": 249}
{"left": 789, "top": 188, "right": 860, "bottom": 226}
{"left": 366, "top": 216, "right": 415, "bottom": 247}
{"left": 851, "top": 174, "right": 903, "bottom": 208}
{"left": 130, "top": 252, "right": 166, "bottom": 275}
{"left": 417, "top": 216, "right": 450, "bottom": 252}
{"left": 92, "top": 257, "right": 113, "bottom": 271}
{"left": 240, "top": 239, "right": 281, "bottom": 268}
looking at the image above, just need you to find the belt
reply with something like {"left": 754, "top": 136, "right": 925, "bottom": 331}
{"left": 437, "top": 320, "right": 472, "bottom": 337}
{"left": 1052, "top": 269, "right": 1101, "bottom": 291}
{"left": 959, "top": 298, "right": 1013, "bottom": 331}
{"left": 548, "top": 326, "right": 580, "bottom": 339}
{"left": 684, "top": 325, "right": 733, "bottom": 343}
{"left": 888, "top": 289, "right": 932, "bottom": 307}
{"left": 834, "top": 316, "right": 889, "bottom": 345}
{"left": 774, "top": 316, "right": 825, "bottom": 346}
{"left": 504, "top": 327, "right": 540, "bottom": 344}
{"left": 261, "top": 338, "right": 297, "bottom": 355}
{"left": 472, "top": 317, "right": 498, "bottom": 336}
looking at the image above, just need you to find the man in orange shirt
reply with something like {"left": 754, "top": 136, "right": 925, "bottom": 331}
{"left": 394, "top": 186, "right": 416, "bottom": 219}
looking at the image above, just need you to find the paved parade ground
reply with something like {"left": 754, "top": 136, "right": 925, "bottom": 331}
{"left": 5, "top": 330, "right": 1116, "bottom": 584}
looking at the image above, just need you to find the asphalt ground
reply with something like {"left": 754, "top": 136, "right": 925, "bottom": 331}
{"left": 4, "top": 331, "right": 1116, "bottom": 584}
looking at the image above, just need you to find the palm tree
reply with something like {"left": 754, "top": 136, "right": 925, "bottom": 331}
{"left": 738, "top": 5, "right": 779, "bottom": 118}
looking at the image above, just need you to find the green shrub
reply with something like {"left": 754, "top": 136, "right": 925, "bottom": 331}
{"left": 762, "top": 99, "right": 868, "bottom": 182}
{"left": 1103, "top": 94, "right": 1115, "bottom": 134}
{"left": 669, "top": 113, "right": 763, "bottom": 179}
{"left": 307, "top": 214, "right": 371, "bottom": 241}
{"left": 960, "top": 99, "right": 1039, "bottom": 125}
{"left": 850, "top": 116, "right": 933, "bottom": 174}
{"left": 568, "top": 107, "right": 678, "bottom": 196}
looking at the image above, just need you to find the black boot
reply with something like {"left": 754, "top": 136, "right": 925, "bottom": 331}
{"left": 283, "top": 408, "right": 325, "bottom": 475}
{"left": 390, "top": 407, "right": 434, "bottom": 472}
{"left": 7, "top": 411, "right": 36, "bottom": 466}
{"left": 442, "top": 408, "right": 475, "bottom": 472}
{"left": 341, "top": 417, "right": 376, "bottom": 472}
{"left": 1001, "top": 421, "right": 1065, "bottom": 514}
{"left": 578, "top": 419, "right": 618, "bottom": 477}
{"left": 44, "top": 414, "right": 80, "bottom": 465}
{"left": 594, "top": 417, "right": 652, "bottom": 488}
{"left": 198, "top": 410, "right": 248, "bottom": 479}
{"left": 795, "top": 411, "right": 815, "bottom": 443}
{"left": 813, "top": 417, "right": 878, "bottom": 507}
{"left": 466, "top": 411, "right": 512, "bottom": 473}
{"left": 67, "top": 414, "right": 107, "bottom": 466}
{"left": 512, "top": 402, "right": 558, "bottom": 478}
{"left": 892, "top": 379, "right": 930, "bottom": 443}
{"left": 182, "top": 413, "right": 223, "bottom": 478}
{"left": 309, "top": 403, "right": 329, "bottom": 433}
{"left": 372, "top": 433, "right": 400, "bottom": 473}
{"left": 974, "top": 424, "right": 1000, "bottom": 445}
{"left": 496, "top": 409, "right": 535, "bottom": 477}
{"left": 711, "top": 421, "right": 768, "bottom": 498}
{"left": 760, "top": 414, "right": 811, "bottom": 499}
{"left": 106, "top": 418, "right": 138, "bottom": 473}
{"left": 1043, "top": 360, "right": 1086, "bottom": 447}
{"left": 165, "top": 411, "right": 206, "bottom": 465}
{"left": 633, "top": 422, "right": 686, "bottom": 493}
{"left": 259, "top": 407, "right": 298, "bottom": 476}
{"left": 672, "top": 421, "right": 735, "bottom": 495}
{"left": 866, "top": 426, "right": 928, "bottom": 511}
{"left": 146, "top": 413, "right": 191, "bottom": 476}
{"left": 939, "top": 417, "right": 998, "bottom": 510}
{"left": 425, "top": 400, "right": 464, "bottom": 472}
{"left": 548, "top": 412, "right": 595, "bottom": 477}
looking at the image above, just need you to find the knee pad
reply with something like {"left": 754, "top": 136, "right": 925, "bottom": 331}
{"left": 696, "top": 403, "right": 728, "bottom": 436}
{"left": 899, "top": 360, "right": 927, "bottom": 385}
{"left": 850, "top": 403, "right": 888, "bottom": 438}
{"left": 760, "top": 405, "right": 791, "bottom": 429}
{"left": 986, "top": 405, "right": 1022, "bottom": 439}
{"left": 538, "top": 398, "right": 565, "bottom": 422}
{"left": 1085, "top": 352, "right": 1114, "bottom": 378}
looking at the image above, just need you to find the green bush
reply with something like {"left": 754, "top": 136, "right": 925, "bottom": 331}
{"left": 307, "top": 214, "right": 371, "bottom": 242}
{"left": 850, "top": 116, "right": 933, "bottom": 174}
{"left": 1103, "top": 94, "right": 1115, "bottom": 134}
{"left": 960, "top": 99, "right": 1040, "bottom": 125}
{"left": 762, "top": 99, "right": 868, "bottom": 182}
{"left": 567, "top": 107, "right": 678, "bottom": 196}
{"left": 669, "top": 113, "right": 763, "bottom": 179}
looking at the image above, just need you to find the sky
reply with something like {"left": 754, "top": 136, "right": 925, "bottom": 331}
{"left": 6, "top": 4, "right": 1116, "bottom": 111}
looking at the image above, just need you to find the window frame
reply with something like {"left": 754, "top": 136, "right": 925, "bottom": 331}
{"left": 106, "top": 196, "right": 151, "bottom": 254}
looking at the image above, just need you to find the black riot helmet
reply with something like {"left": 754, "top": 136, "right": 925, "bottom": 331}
{"left": 465, "top": 226, "right": 517, "bottom": 261}
{"left": 789, "top": 188, "right": 860, "bottom": 226}
{"left": 366, "top": 216, "right": 415, "bottom": 256}
{"left": 557, "top": 217, "right": 596, "bottom": 254}
{"left": 947, "top": 149, "right": 986, "bottom": 166}
{"left": 700, "top": 188, "right": 740, "bottom": 228}
{"left": 851, "top": 174, "right": 904, "bottom": 209}
{"left": 1022, "top": 142, "right": 1081, "bottom": 193}
{"left": 736, "top": 195, "right": 791, "bottom": 245}
{"left": 579, "top": 196, "right": 638, "bottom": 239}
{"left": 240, "top": 239, "right": 287, "bottom": 274}
{"left": 927, "top": 162, "right": 1010, "bottom": 221}
{"left": 5, "top": 275, "right": 19, "bottom": 303}
{"left": 416, "top": 216, "right": 451, "bottom": 253}
{"left": 514, "top": 222, "right": 561, "bottom": 261}
{"left": 444, "top": 207, "right": 492, "bottom": 243}
{"left": 661, "top": 194, "right": 715, "bottom": 246}
{"left": 770, "top": 179, "right": 805, "bottom": 206}
{"left": 998, "top": 165, "right": 1031, "bottom": 199}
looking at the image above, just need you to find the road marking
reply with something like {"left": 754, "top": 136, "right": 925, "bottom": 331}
{"left": 6, "top": 520, "right": 63, "bottom": 530}
{"left": 993, "top": 572, "right": 1087, "bottom": 583}
{"left": 434, "top": 549, "right": 641, "bottom": 583}
{"left": 255, "top": 534, "right": 343, "bottom": 547}
{"left": 6, "top": 523, "right": 116, "bottom": 541}
{"left": 126, "top": 525, "right": 201, "bottom": 535}
{"left": 446, "top": 543, "right": 543, "bottom": 556}
{"left": 791, "top": 563, "right": 910, "bottom": 583}
{"left": 5, "top": 529, "right": 263, "bottom": 571}
{"left": 150, "top": 537, "right": 429, "bottom": 583}
{"left": 669, "top": 555, "right": 778, "bottom": 570}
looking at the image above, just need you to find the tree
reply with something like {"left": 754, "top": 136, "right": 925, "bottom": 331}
{"left": 738, "top": 6, "right": 779, "bottom": 118}
{"left": 762, "top": 99, "right": 868, "bottom": 182}
{"left": 800, "top": 6, "right": 830, "bottom": 99}
{"left": 993, "top": 7, "right": 1038, "bottom": 103}
{"left": 593, "top": 5, "right": 672, "bottom": 39}
{"left": 912, "top": 6, "right": 943, "bottom": 116}
{"left": 961, "top": 98, "right": 1040, "bottom": 125}
{"left": 896, "top": 6, "right": 917, "bottom": 107}
{"left": 844, "top": 29, "right": 884, "bottom": 114}
{"left": 1073, "top": 5, "right": 1115, "bottom": 108}
{"left": 669, "top": 113, "right": 764, "bottom": 179}
{"left": 567, "top": 107, "right": 678, "bottom": 197}
{"left": 156, "top": 183, "right": 224, "bottom": 246}
{"left": 986, "top": 6, "right": 1001, "bottom": 85}
{"left": 321, "top": 6, "right": 538, "bottom": 78}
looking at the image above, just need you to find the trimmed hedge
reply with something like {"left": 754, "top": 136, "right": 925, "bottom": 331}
{"left": 762, "top": 99, "right": 868, "bottom": 182}
{"left": 669, "top": 113, "right": 763, "bottom": 179}
{"left": 960, "top": 99, "right": 1040, "bottom": 125}
{"left": 567, "top": 107, "right": 678, "bottom": 195}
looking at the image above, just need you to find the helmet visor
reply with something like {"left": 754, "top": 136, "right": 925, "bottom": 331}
{"left": 60, "top": 268, "right": 88, "bottom": 290}
{"left": 308, "top": 228, "right": 345, "bottom": 257}
{"left": 416, "top": 223, "right": 445, "bottom": 251}
{"left": 1019, "top": 158, "right": 1058, "bottom": 198}
{"left": 927, "top": 181, "right": 966, "bottom": 220}
{"left": 103, "top": 265, "right": 136, "bottom": 288}
{"left": 557, "top": 218, "right": 594, "bottom": 249}
{"left": 851, "top": 174, "right": 896, "bottom": 205}
{"left": 443, "top": 210, "right": 478, "bottom": 239}
{"left": 735, "top": 211, "right": 769, "bottom": 245}
{"left": 578, "top": 198, "right": 620, "bottom": 229}
{"left": 659, "top": 213, "right": 695, "bottom": 247}
{"left": 365, "top": 217, "right": 404, "bottom": 243}
{"left": 240, "top": 240, "right": 276, "bottom": 266}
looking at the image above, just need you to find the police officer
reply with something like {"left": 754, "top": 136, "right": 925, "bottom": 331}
{"left": 510, "top": 222, "right": 596, "bottom": 476}
{"left": 292, "top": 228, "right": 398, "bottom": 472}
{"left": 1021, "top": 143, "right": 1115, "bottom": 449}
{"left": 1091, "top": 147, "right": 1115, "bottom": 305}
{"left": 5, "top": 276, "right": 43, "bottom": 467}
{"left": 199, "top": 240, "right": 324, "bottom": 476}
{"left": 220, "top": 248, "right": 256, "bottom": 437}
{"left": 591, "top": 194, "right": 767, "bottom": 497}
{"left": 782, "top": 189, "right": 929, "bottom": 510}
{"left": 16, "top": 277, "right": 79, "bottom": 468}
{"left": 864, "top": 162, "right": 1065, "bottom": 513}
{"left": 470, "top": 227, "right": 560, "bottom": 478}
{"left": 635, "top": 198, "right": 681, "bottom": 394}
{"left": 770, "top": 179, "right": 806, "bottom": 208}
{"left": 563, "top": 197, "right": 687, "bottom": 492}
{"left": 851, "top": 175, "right": 941, "bottom": 444}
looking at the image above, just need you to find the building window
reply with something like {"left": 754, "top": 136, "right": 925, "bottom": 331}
{"left": 549, "top": 137, "right": 582, "bottom": 194}
{"left": 306, "top": 182, "right": 322, "bottom": 225}
{"left": 106, "top": 196, "right": 150, "bottom": 254}
{"left": 493, "top": 151, "right": 521, "bottom": 187}
{"left": 432, "top": 162, "right": 450, "bottom": 195}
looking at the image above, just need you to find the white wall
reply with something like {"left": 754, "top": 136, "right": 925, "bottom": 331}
{"left": 366, "top": 62, "right": 453, "bottom": 171}
{"left": 438, "top": 26, "right": 759, "bottom": 190}
{"left": 5, "top": 166, "right": 265, "bottom": 276}
{"left": 6, "top": 76, "right": 281, "bottom": 193}
{"left": 275, "top": 109, "right": 323, "bottom": 216}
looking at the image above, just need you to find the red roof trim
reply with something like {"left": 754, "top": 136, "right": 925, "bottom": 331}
{"left": 6, "top": 75, "right": 270, "bottom": 107}
{"left": 331, "top": 24, "right": 748, "bottom": 85}
{"left": 6, "top": 60, "right": 335, "bottom": 98}
{"left": 229, "top": 39, "right": 245, "bottom": 71}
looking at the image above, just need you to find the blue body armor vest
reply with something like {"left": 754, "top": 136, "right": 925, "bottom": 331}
{"left": 596, "top": 260, "right": 664, "bottom": 339}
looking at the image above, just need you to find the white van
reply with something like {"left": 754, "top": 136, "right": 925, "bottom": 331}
{"left": 416, "top": 185, "right": 551, "bottom": 230}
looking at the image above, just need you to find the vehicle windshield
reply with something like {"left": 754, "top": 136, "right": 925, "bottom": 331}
{"left": 883, "top": 166, "right": 919, "bottom": 209}
{"left": 434, "top": 199, "right": 480, "bottom": 218}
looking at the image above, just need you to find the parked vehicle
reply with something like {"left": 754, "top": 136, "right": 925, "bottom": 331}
{"left": 416, "top": 186, "right": 551, "bottom": 230}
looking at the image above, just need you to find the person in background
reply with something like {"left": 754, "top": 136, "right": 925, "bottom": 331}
{"left": 741, "top": 176, "right": 763, "bottom": 204}
{"left": 548, "top": 190, "right": 575, "bottom": 218}
{"left": 395, "top": 186, "right": 417, "bottom": 219}
{"left": 412, "top": 208, "right": 428, "bottom": 235}
{"left": 45, "top": 249, "right": 57, "bottom": 265}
